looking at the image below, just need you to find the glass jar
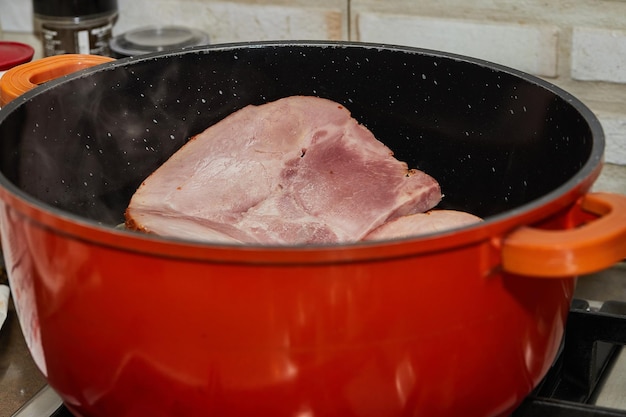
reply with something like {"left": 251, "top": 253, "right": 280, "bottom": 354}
{"left": 32, "top": 0, "right": 118, "bottom": 57}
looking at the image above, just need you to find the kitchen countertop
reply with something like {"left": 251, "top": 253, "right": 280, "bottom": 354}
{"left": 0, "top": 297, "right": 47, "bottom": 417}
{"left": 1, "top": 29, "right": 625, "bottom": 417}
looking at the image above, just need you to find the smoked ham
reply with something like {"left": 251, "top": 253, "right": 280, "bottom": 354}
{"left": 364, "top": 210, "right": 482, "bottom": 240}
{"left": 125, "top": 96, "right": 444, "bottom": 244}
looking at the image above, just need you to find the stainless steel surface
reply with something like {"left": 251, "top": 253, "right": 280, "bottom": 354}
{"left": 575, "top": 262, "right": 626, "bottom": 304}
{"left": 0, "top": 285, "right": 8, "bottom": 332}
{"left": 596, "top": 349, "right": 626, "bottom": 410}
{"left": 10, "top": 386, "right": 63, "bottom": 417}
{"left": 0, "top": 297, "right": 47, "bottom": 417}
{"left": 574, "top": 262, "right": 626, "bottom": 412}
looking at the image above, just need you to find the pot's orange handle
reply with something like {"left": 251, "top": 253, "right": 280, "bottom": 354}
{"left": 501, "top": 192, "right": 626, "bottom": 277}
{"left": 0, "top": 54, "right": 114, "bottom": 106}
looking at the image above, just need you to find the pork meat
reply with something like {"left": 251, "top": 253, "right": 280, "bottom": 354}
{"left": 125, "top": 96, "right": 442, "bottom": 244}
{"left": 364, "top": 210, "right": 483, "bottom": 240}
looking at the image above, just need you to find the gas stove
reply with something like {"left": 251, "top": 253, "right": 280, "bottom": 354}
{"left": 514, "top": 299, "right": 626, "bottom": 417}
{"left": 3, "top": 282, "right": 626, "bottom": 417}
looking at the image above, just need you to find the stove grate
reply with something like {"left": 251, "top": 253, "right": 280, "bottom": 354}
{"left": 514, "top": 299, "right": 626, "bottom": 417}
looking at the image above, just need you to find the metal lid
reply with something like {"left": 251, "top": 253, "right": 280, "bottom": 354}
{"left": 109, "top": 26, "right": 210, "bottom": 58}
{"left": 0, "top": 42, "right": 35, "bottom": 71}
{"left": 32, "top": 0, "right": 118, "bottom": 18}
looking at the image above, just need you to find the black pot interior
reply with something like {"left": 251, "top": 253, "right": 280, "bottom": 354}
{"left": 0, "top": 43, "right": 599, "bottom": 227}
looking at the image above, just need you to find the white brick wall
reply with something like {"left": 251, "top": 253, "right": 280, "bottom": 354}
{"left": 597, "top": 112, "right": 626, "bottom": 165}
{"left": 0, "top": 0, "right": 348, "bottom": 41}
{"left": 572, "top": 27, "right": 626, "bottom": 83}
{"left": 357, "top": 13, "right": 559, "bottom": 77}
{"left": 115, "top": 1, "right": 345, "bottom": 43}
{"left": 0, "top": 0, "right": 33, "bottom": 32}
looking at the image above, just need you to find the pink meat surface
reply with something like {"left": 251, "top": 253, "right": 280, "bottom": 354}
{"left": 364, "top": 210, "right": 483, "bottom": 241}
{"left": 125, "top": 96, "right": 442, "bottom": 244}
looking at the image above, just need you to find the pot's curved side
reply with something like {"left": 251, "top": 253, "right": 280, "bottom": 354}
{"left": 0, "top": 199, "right": 573, "bottom": 417}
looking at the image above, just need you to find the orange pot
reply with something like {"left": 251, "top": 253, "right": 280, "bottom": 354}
{"left": 0, "top": 42, "right": 624, "bottom": 417}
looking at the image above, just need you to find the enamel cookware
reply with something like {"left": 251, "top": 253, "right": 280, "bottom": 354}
{"left": 0, "top": 42, "right": 625, "bottom": 417}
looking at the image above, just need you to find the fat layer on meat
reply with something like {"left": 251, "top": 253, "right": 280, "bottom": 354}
{"left": 364, "top": 210, "right": 483, "bottom": 241}
{"left": 125, "top": 96, "right": 442, "bottom": 244}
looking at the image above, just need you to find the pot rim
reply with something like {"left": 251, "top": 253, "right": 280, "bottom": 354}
{"left": 0, "top": 40, "right": 605, "bottom": 263}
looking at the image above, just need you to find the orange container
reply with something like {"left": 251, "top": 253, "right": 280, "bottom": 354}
{"left": 0, "top": 43, "right": 624, "bottom": 417}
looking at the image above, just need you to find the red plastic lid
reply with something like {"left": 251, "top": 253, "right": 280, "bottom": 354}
{"left": 0, "top": 41, "right": 35, "bottom": 71}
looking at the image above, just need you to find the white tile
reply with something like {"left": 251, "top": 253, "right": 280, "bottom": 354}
{"left": 356, "top": 12, "right": 559, "bottom": 77}
{"left": 116, "top": 1, "right": 343, "bottom": 43}
{"left": 572, "top": 27, "right": 626, "bottom": 83}
{"left": 593, "top": 163, "right": 626, "bottom": 195}
{"left": 597, "top": 112, "right": 626, "bottom": 165}
{"left": 0, "top": 0, "right": 33, "bottom": 32}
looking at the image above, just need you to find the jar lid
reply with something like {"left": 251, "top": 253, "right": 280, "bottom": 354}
{"left": 0, "top": 42, "right": 35, "bottom": 71}
{"left": 32, "top": 0, "right": 118, "bottom": 18}
{"left": 110, "top": 26, "right": 210, "bottom": 58}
